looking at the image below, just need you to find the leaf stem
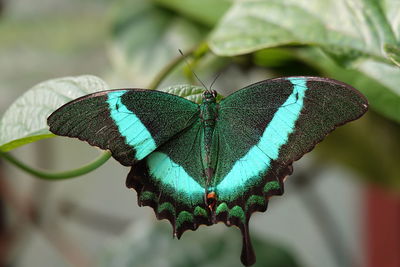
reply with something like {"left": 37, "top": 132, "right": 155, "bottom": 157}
{"left": 148, "top": 43, "right": 209, "bottom": 89}
{"left": 148, "top": 54, "right": 184, "bottom": 89}
{"left": 0, "top": 150, "right": 111, "bottom": 180}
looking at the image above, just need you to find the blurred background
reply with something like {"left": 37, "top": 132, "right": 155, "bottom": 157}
{"left": 0, "top": 0, "right": 399, "bottom": 267}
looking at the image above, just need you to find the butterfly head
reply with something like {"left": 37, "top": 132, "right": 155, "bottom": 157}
{"left": 203, "top": 90, "right": 217, "bottom": 102}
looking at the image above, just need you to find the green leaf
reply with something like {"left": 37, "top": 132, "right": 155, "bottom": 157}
{"left": 208, "top": 0, "right": 400, "bottom": 122}
{"left": 109, "top": 1, "right": 206, "bottom": 87}
{"left": 161, "top": 84, "right": 205, "bottom": 104}
{"left": 161, "top": 84, "right": 224, "bottom": 104}
{"left": 0, "top": 75, "right": 109, "bottom": 152}
{"left": 209, "top": 0, "right": 398, "bottom": 65}
{"left": 153, "top": 0, "right": 233, "bottom": 26}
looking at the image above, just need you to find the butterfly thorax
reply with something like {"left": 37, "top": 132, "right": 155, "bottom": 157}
{"left": 200, "top": 90, "right": 219, "bottom": 203}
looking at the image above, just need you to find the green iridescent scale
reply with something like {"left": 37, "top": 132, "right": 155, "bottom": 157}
{"left": 47, "top": 76, "right": 368, "bottom": 266}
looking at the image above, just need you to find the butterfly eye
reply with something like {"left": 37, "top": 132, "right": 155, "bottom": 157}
{"left": 202, "top": 90, "right": 217, "bottom": 100}
{"left": 203, "top": 91, "right": 211, "bottom": 97}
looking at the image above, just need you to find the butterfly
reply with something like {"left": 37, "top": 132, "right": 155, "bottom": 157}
{"left": 47, "top": 76, "right": 368, "bottom": 266}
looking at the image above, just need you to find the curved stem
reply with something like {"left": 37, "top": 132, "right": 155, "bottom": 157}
{"left": 148, "top": 54, "right": 185, "bottom": 90}
{"left": 3, "top": 42, "right": 209, "bottom": 179}
{"left": 148, "top": 44, "right": 207, "bottom": 90}
{"left": 0, "top": 150, "right": 111, "bottom": 180}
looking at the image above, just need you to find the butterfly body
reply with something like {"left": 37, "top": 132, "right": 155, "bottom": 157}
{"left": 48, "top": 77, "right": 368, "bottom": 266}
{"left": 199, "top": 90, "right": 218, "bottom": 189}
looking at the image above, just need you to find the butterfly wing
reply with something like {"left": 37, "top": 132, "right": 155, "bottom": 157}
{"left": 49, "top": 89, "right": 210, "bottom": 237}
{"left": 48, "top": 89, "right": 200, "bottom": 166}
{"left": 215, "top": 77, "right": 368, "bottom": 208}
{"left": 212, "top": 77, "right": 368, "bottom": 265}
{"left": 127, "top": 119, "right": 211, "bottom": 238}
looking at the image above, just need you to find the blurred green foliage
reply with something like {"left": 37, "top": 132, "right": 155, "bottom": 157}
{"left": 0, "top": 0, "right": 399, "bottom": 266}
{"left": 99, "top": 223, "right": 301, "bottom": 267}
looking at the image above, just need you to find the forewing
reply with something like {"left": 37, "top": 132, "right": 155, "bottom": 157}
{"left": 126, "top": 120, "right": 211, "bottom": 238}
{"left": 48, "top": 89, "right": 199, "bottom": 166}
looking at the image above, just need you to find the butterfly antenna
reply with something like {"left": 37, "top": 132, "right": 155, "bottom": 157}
{"left": 209, "top": 71, "right": 223, "bottom": 91}
{"left": 179, "top": 49, "right": 208, "bottom": 91}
